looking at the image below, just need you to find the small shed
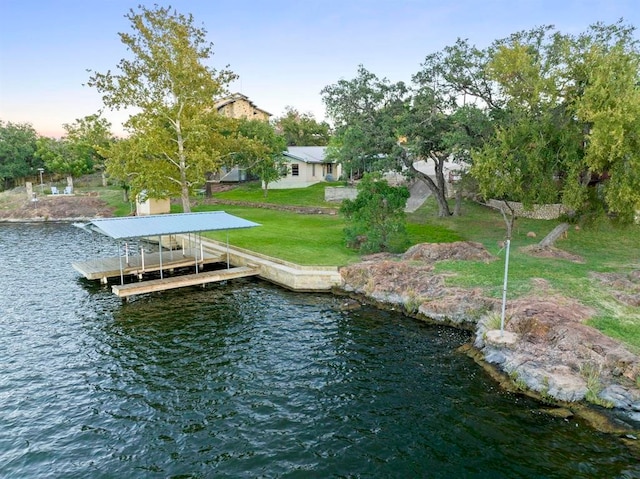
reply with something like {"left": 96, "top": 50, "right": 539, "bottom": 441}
{"left": 136, "top": 192, "right": 171, "bottom": 216}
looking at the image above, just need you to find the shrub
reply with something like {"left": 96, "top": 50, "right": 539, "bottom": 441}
{"left": 341, "top": 172, "right": 410, "bottom": 254}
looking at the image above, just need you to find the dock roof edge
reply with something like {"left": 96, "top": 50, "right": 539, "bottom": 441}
{"left": 75, "top": 211, "right": 260, "bottom": 240}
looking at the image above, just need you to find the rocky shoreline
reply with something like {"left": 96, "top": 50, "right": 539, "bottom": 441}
{"left": 337, "top": 241, "right": 640, "bottom": 437}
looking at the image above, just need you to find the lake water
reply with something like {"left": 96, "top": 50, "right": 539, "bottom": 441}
{"left": 1, "top": 223, "right": 638, "bottom": 478}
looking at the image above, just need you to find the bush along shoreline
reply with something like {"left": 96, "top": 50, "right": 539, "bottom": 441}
{"left": 336, "top": 241, "right": 640, "bottom": 443}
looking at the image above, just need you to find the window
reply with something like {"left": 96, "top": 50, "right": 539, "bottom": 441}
{"left": 326, "top": 163, "right": 333, "bottom": 174}
{"left": 312, "top": 164, "right": 316, "bottom": 177}
{"left": 291, "top": 164, "right": 299, "bottom": 176}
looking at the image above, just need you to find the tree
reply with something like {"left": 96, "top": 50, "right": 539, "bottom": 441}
{"left": 470, "top": 21, "right": 640, "bottom": 221}
{"left": 273, "top": 107, "right": 331, "bottom": 146}
{"left": 576, "top": 42, "right": 640, "bottom": 221}
{"left": 63, "top": 114, "right": 115, "bottom": 187}
{"left": 88, "top": 5, "right": 237, "bottom": 212}
{"left": 340, "top": 172, "right": 410, "bottom": 254}
{"left": 233, "top": 119, "right": 287, "bottom": 196}
{"left": 0, "top": 121, "right": 39, "bottom": 190}
{"left": 35, "top": 136, "right": 93, "bottom": 188}
{"left": 322, "top": 64, "right": 490, "bottom": 217}
{"left": 322, "top": 66, "right": 408, "bottom": 183}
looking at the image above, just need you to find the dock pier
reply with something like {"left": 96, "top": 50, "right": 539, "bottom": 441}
{"left": 72, "top": 212, "right": 342, "bottom": 299}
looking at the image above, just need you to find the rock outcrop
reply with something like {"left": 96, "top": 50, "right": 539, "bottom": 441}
{"left": 339, "top": 241, "right": 640, "bottom": 418}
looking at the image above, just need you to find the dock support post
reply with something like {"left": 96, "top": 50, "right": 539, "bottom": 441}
{"left": 159, "top": 234, "right": 164, "bottom": 279}
{"left": 200, "top": 236, "right": 204, "bottom": 273}
{"left": 118, "top": 241, "right": 124, "bottom": 285}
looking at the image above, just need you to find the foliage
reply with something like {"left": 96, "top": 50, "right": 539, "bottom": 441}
{"left": 470, "top": 21, "right": 640, "bottom": 221}
{"left": 340, "top": 172, "right": 410, "bottom": 253}
{"left": 323, "top": 22, "right": 640, "bottom": 222}
{"left": 0, "top": 120, "right": 39, "bottom": 189}
{"left": 63, "top": 114, "right": 115, "bottom": 186}
{"left": 88, "top": 5, "right": 237, "bottom": 212}
{"left": 273, "top": 106, "right": 331, "bottom": 146}
{"left": 35, "top": 136, "right": 93, "bottom": 185}
{"left": 580, "top": 362, "right": 615, "bottom": 408}
{"left": 576, "top": 43, "right": 640, "bottom": 221}
{"left": 232, "top": 119, "right": 287, "bottom": 195}
{"left": 322, "top": 65, "right": 408, "bottom": 181}
{"left": 322, "top": 62, "right": 492, "bottom": 217}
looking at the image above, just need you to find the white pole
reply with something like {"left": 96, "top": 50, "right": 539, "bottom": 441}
{"left": 500, "top": 239, "right": 511, "bottom": 336}
{"left": 200, "top": 234, "right": 204, "bottom": 272}
{"left": 141, "top": 244, "right": 145, "bottom": 272}
{"left": 118, "top": 241, "right": 124, "bottom": 285}
{"left": 159, "top": 234, "right": 163, "bottom": 279}
{"left": 226, "top": 231, "right": 230, "bottom": 270}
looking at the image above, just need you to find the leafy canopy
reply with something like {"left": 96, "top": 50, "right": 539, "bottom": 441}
{"left": 88, "top": 5, "right": 237, "bottom": 212}
{"left": 273, "top": 107, "right": 331, "bottom": 146}
{"left": 471, "top": 21, "right": 640, "bottom": 220}
{"left": 0, "top": 121, "right": 39, "bottom": 189}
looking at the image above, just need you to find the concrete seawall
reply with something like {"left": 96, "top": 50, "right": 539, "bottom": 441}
{"left": 177, "top": 235, "right": 343, "bottom": 292}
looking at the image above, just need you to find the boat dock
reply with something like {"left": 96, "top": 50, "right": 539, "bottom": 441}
{"left": 111, "top": 266, "right": 260, "bottom": 298}
{"left": 72, "top": 212, "right": 342, "bottom": 299}
{"left": 72, "top": 248, "right": 224, "bottom": 282}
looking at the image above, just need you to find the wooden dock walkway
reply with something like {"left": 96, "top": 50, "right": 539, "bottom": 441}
{"left": 72, "top": 249, "right": 224, "bottom": 281}
{"left": 111, "top": 266, "right": 260, "bottom": 298}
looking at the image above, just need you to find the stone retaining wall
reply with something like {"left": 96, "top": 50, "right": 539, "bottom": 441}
{"left": 487, "top": 199, "right": 566, "bottom": 220}
{"left": 324, "top": 186, "right": 357, "bottom": 202}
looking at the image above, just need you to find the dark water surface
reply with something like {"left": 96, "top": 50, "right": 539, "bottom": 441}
{"left": 0, "top": 223, "right": 638, "bottom": 478}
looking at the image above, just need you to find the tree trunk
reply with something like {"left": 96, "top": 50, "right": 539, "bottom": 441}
{"left": 176, "top": 120, "right": 191, "bottom": 213}
{"left": 204, "top": 172, "right": 214, "bottom": 198}
{"left": 408, "top": 169, "right": 451, "bottom": 217}
{"left": 454, "top": 188, "right": 462, "bottom": 216}
{"left": 539, "top": 223, "right": 569, "bottom": 248}
{"left": 433, "top": 189, "right": 451, "bottom": 217}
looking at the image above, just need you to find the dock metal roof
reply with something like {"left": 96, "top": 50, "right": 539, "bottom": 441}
{"left": 77, "top": 211, "right": 260, "bottom": 240}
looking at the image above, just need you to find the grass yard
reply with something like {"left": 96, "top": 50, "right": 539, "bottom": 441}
{"left": 181, "top": 202, "right": 461, "bottom": 266}
{"left": 410, "top": 197, "right": 640, "bottom": 350}
{"left": 109, "top": 181, "right": 640, "bottom": 350}
{"left": 212, "top": 181, "right": 337, "bottom": 207}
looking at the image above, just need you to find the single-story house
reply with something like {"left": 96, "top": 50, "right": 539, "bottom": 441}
{"left": 267, "top": 146, "right": 342, "bottom": 189}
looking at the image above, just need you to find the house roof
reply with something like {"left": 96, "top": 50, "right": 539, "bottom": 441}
{"left": 76, "top": 211, "right": 260, "bottom": 240}
{"left": 283, "top": 146, "right": 328, "bottom": 164}
{"left": 214, "top": 92, "right": 272, "bottom": 117}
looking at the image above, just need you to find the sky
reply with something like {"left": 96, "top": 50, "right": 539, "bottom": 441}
{"left": 1, "top": 0, "right": 639, "bottom": 137}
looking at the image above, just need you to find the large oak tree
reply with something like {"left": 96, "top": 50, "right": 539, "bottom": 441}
{"left": 471, "top": 21, "right": 640, "bottom": 221}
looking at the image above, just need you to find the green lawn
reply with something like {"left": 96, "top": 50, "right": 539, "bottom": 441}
{"left": 183, "top": 202, "right": 462, "bottom": 266}
{"left": 410, "top": 197, "right": 640, "bottom": 351}
{"left": 212, "top": 181, "right": 337, "bottom": 207}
